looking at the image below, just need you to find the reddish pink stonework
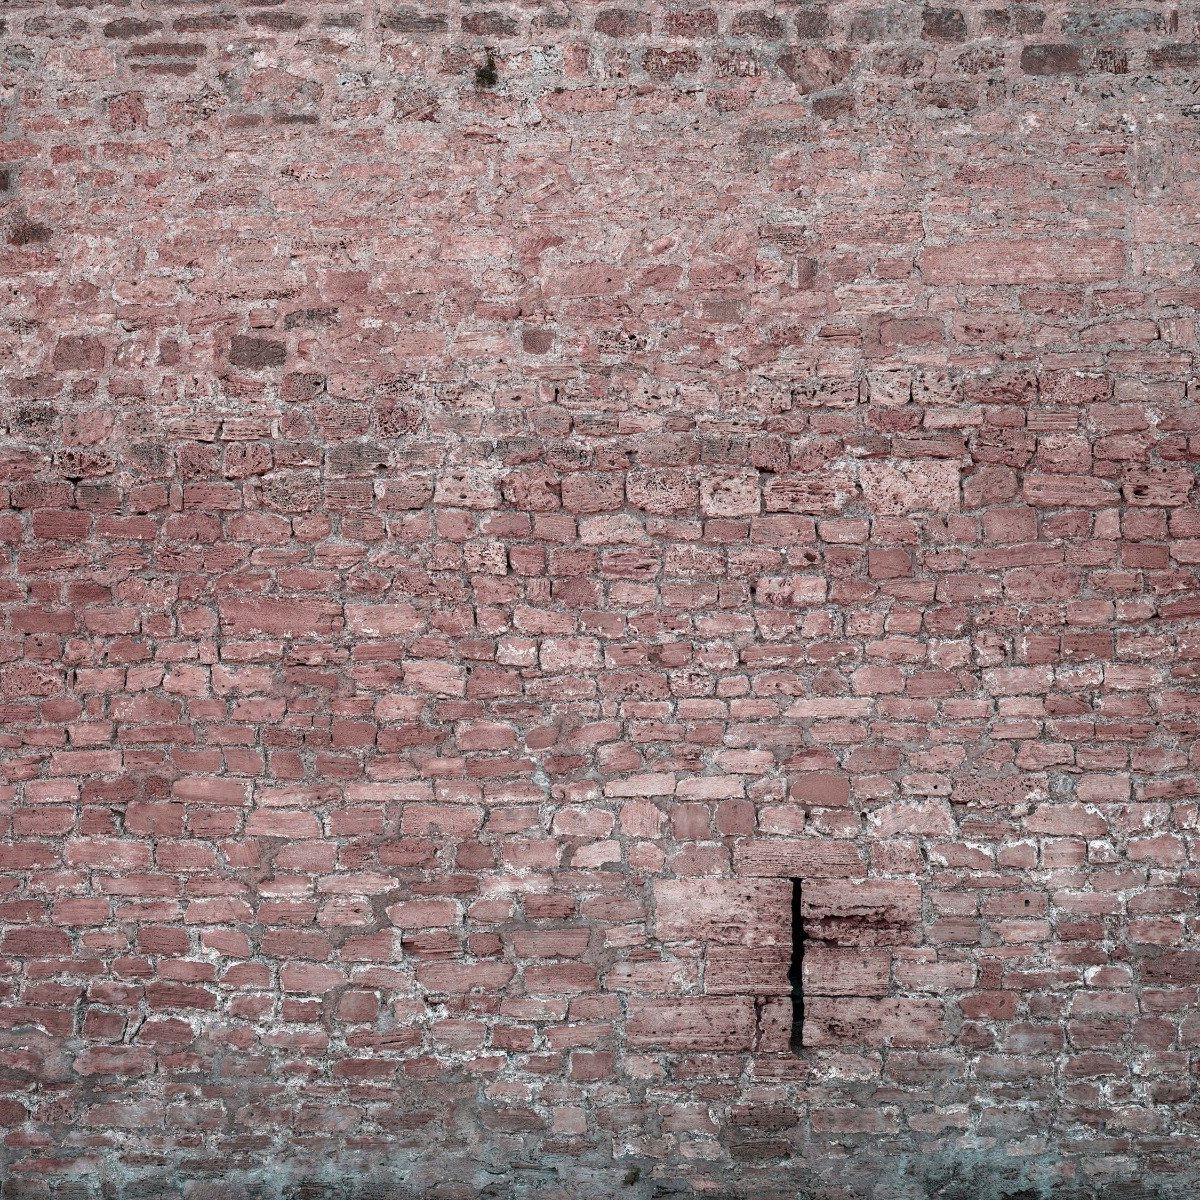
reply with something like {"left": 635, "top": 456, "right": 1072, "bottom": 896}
{"left": 1, "top": 2, "right": 1199, "bottom": 1198}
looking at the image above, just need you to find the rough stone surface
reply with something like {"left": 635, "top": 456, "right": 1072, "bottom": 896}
{"left": 1, "top": 1, "right": 1200, "bottom": 1198}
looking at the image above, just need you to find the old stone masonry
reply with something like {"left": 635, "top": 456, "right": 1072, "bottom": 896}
{"left": 1, "top": 2, "right": 1199, "bottom": 1198}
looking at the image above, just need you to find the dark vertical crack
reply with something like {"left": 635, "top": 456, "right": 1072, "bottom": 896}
{"left": 789, "top": 878, "right": 804, "bottom": 1052}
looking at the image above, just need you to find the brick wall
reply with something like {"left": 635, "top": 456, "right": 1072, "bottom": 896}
{"left": 2, "top": 1, "right": 1199, "bottom": 1197}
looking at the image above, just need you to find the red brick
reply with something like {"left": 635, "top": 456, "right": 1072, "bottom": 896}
{"left": 654, "top": 878, "right": 789, "bottom": 946}
{"left": 218, "top": 597, "right": 343, "bottom": 637}
{"left": 920, "top": 239, "right": 1124, "bottom": 285}
{"left": 802, "top": 880, "right": 922, "bottom": 947}
{"left": 734, "top": 840, "right": 866, "bottom": 878}
{"left": 345, "top": 603, "right": 423, "bottom": 637}
{"left": 386, "top": 899, "right": 458, "bottom": 927}
{"left": 700, "top": 469, "right": 761, "bottom": 517}
{"left": 868, "top": 547, "right": 913, "bottom": 578}
{"left": 860, "top": 460, "right": 960, "bottom": 514}
{"left": 172, "top": 778, "right": 248, "bottom": 806}
{"left": 415, "top": 963, "right": 516, "bottom": 992}
{"left": 3, "top": 3, "right": 1195, "bottom": 1188}
{"left": 804, "top": 947, "right": 891, "bottom": 996}
{"left": 626, "top": 998, "right": 757, "bottom": 1050}
{"left": 594, "top": 9, "right": 650, "bottom": 37}
{"left": 805, "top": 997, "right": 945, "bottom": 1048}
{"left": 1023, "top": 473, "right": 1117, "bottom": 508}
{"left": 31, "top": 510, "right": 91, "bottom": 540}
{"left": 3, "top": 928, "right": 72, "bottom": 956}
{"left": 790, "top": 773, "right": 851, "bottom": 806}
{"left": 704, "top": 945, "right": 791, "bottom": 995}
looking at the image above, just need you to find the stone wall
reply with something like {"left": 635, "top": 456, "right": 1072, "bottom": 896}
{"left": 1, "top": 1, "right": 1199, "bottom": 1196}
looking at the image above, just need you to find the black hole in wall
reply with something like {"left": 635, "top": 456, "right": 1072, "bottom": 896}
{"left": 789, "top": 878, "right": 804, "bottom": 1051}
{"left": 475, "top": 53, "right": 498, "bottom": 87}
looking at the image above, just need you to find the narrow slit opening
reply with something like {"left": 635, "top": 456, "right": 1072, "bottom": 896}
{"left": 788, "top": 878, "right": 804, "bottom": 1052}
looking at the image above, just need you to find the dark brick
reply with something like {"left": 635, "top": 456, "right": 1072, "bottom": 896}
{"left": 812, "top": 92, "right": 855, "bottom": 119}
{"left": 126, "top": 42, "right": 206, "bottom": 57}
{"left": 731, "top": 10, "right": 785, "bottom": 38}
{"left": 230, "top": 336, "right": 287, "bottom": 369}
{"left": 792, "top": 6, "right": 830, "bottom": 39}
{"left": 1020, "top": 43, "right": 1083, "bottom": 74}
{"left": 380, "top": 8, "right": 448, "bottom": 33}
{"left": 983, "top": 6, "right": 1045, "bottom": 34}
{"left": 594, "top": 9, "right": 651, "bottom": 37}
{"left": 665, "top": 8, "right": 718, "bottom": 38}
{"left": 922, "top": 7, "right": 967, "bottom": 41}
{"left": 284, "top": 307, "right": 339, "bottom": 330}
{"left": 129, "top": 61, "right": 197, "bottom": 76}
{"left": 777, "top": 46, "right": 854, "bottom": 92}
{"left": 1092, "top": 46, "right": 1129, "bottom": 73}
{"left": 643, "top": 47, "right": 701, "bottom": 78}
{"left": 9, "top": 220, "right": 52, "bottom": 246}
{"left": 1149, "top": 44, "right": 1200, "bottom": 69}
{"left": 102, "top": 17, "right": 161, "bottom": 37}
{"left": 1014, "top": 6, "right": 1047, "bottom": 33}
{"left": 52, "top": 336, "right": 105, "bottom": 371}
{"left": 247, "top": 11, "right": 308, "bottom": 30}
{"left": 1063, "top": 9, "right": 1164, "bottom": 38}
{"left": 462, "top": 12, "right": 519, "bottom": 36}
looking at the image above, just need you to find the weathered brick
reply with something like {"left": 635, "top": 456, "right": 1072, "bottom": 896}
{"left": 802, "top": 880, "right": 923, "bottom": 946}
{"left": 920, "top": 239, "right": 1124, "bottom": 284}
{"left": 1021, "top": 44, "right": 1082, "bottom": 74}
{"left": 654, "top": 878, "right": 790, "bottom": 946}
{"left": 705, "top": 944, "right": 791, "bottom": 994}
{"left": 218, "top": 597, "right": 343, "bottom": 637}
{"left": 228, "top": 336, "right": 286, "bottom": 369}
{"left": 1023, "top": 473, "right": 1117, "bottom": 508}
{"left": 804, "top": 947, "right": 891, "bottom": 996}
{"left": 345, "top": 603, "right": 423, "bottom": 637}
{"left": 594, "top": 8, "right": 650, "bottom": 37}
{"left": 777, "top": 46, "right": 853, "bottom": 92}
{"left": 860, "top": 460, "right": 960, "bottom": 514}
{"left": 52, "top": 336, "right": 105, "bottom": 371}
{"left": 922, "top": 8, "right": 967, "bottom": 41}
{"left": 626, "top": 998, "right": 757, "bottom": 1050}
{"left": 734, "top": 840, "right": 866, "bottom": 878}
{"left": 806, "top": 998, "right": 945, "bottom": 1047}
{"left": 3, "top": 2, "right": 1196, "bottom": 1192}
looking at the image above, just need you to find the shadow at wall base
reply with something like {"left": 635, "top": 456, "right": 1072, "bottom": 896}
{"left": 3, "top": 1150, "right": 1197, "bottom": 1200}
